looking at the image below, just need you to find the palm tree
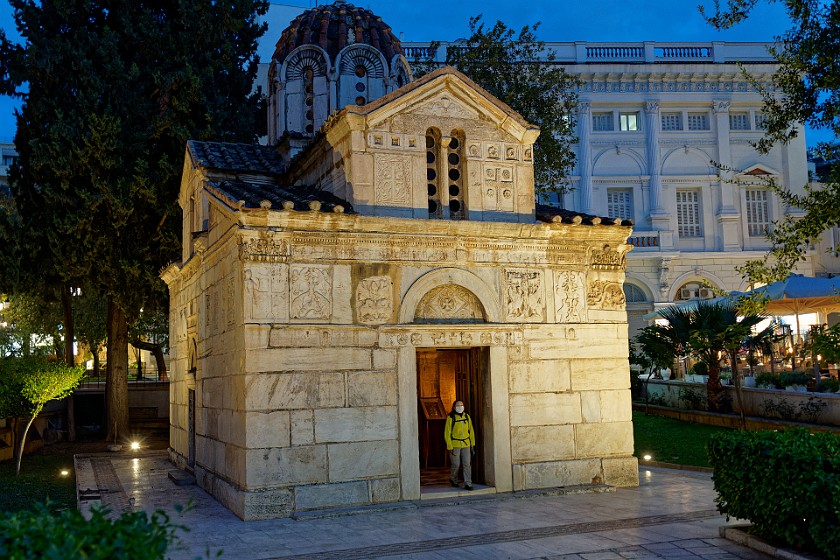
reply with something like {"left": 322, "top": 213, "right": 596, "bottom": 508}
{"left": 659, "top": 300, "right": 763, "bottom": 416}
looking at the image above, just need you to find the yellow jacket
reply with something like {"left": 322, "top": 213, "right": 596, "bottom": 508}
{"left": 444, "top": 413, "right": 475, "bottom": 450}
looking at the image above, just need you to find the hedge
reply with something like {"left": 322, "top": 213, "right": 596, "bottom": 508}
{"left": 708, "top": 429, "right": 840, "bottom": 559}
{"left": 0, "top": 503, "right": 180, "bottom": 560}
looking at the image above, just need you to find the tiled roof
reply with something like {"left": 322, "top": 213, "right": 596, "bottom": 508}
{"left": 272, "top": 1, "right": 403, "bottom": 65}
{"left": 206, "top": 180, "right": 353, "bottom": 214}
{"left": 535, "top": 204, "right": 633, "bottom": 226}
{"left": 188, "top": 141, "right": 287, "bottom": 176}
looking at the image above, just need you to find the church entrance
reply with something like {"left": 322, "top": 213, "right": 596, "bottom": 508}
{"left": 416, "top": 347, "right": 488, "bottom": 487}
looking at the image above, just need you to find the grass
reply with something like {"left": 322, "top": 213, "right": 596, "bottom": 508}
{"left": 633, "top": 410, "right": 733, "bottom": 468}
{"left": 0, "top": 453, "right": 77, "bottom": 512}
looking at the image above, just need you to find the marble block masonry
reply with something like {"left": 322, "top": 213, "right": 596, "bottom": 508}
{"left": 162, "top": 1, "right": 638, "bottom": 520}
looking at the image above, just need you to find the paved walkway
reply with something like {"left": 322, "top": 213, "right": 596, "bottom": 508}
{"left": 75, "top": 451, "right": 772, "bottom": 560}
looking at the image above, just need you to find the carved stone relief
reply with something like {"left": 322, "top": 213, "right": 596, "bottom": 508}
{"left": 415, "top": 284, "right": 485, "bottom": 322}
{"left": 483, "top": 164, "right": 515, "bottom": 211}
{"left": 245, "top": 264, "right": 285, "bottom": 322}
{"left": 374, "top": 156, "right": 411, "bottom": 206}
{"left": 409, "top": 95, "right": 477, "bottom": 119}
{"left": 555, "top": 271, "right": 586, "bottom": 323}
{"left": 240, "top": 237, "right": 289, "bottom": 263}
{"left": 290, "top": 265, "right": 332, "bottom": 319}
{"left": 590, "top": 244, "right": 626, "bottom": 271}
{"left": 504, "top": 269, "right": 545, "bottom": 321}
{"left": 381, "top": 329, "right": 522, "bottom": 348}
{"left": 356, "top": 275, "right": 393, "bottom": 325}
{"left": 586, "top": 280, "right": 626, "bottom": 310}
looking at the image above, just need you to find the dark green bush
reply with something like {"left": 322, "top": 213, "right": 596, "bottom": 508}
{"left": 818, "top": 378, "right": 840, "bottom": 393}
{"left": 708, "top": 429, "right": 840, "bottom": 559}
{"left": 0, "top": 503, "right": 181, "bottom": 559}
{"left": 755, "top": 371, "right": 781, "bottom": 389}
{"left": 779, "top": 370, "right": 810, "bottom": 387}
{"left": 691, "top": 362, "right": 708, "bottom": 376}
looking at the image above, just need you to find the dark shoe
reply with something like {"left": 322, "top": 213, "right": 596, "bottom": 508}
{"left": 465, "top": 485, "right": 474, "bottom": 491}
{"left": 450, "top": 481, "right": 459, "bottom": 488}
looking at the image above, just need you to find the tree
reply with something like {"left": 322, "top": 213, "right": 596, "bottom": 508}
{"left": 414, "top": 16, "right": 579, "bottom": 198}
{"left": 702, "top": 0, "right": 840, "bottom": 283}
{"left": 0, "top": 0, "right": 268, "bottom": 442}
{"left": 0, "top": 292, "right": 63, "bottom": 358}
{"left": 0, "top": 356, "right": 83, "bottom": 476}
{"left": 657, "top": 300, "right": 763, "bottom": 416}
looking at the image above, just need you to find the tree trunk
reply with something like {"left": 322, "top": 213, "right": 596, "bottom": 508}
{"left": 11, "top": 416, "right": 19, "bottom": 465}
{"left": 15, "top": 409, "right": 40, "bottom": 477}
{"left": 706, "top": 362, "right": 725, "bottom": 412}
{"left": 62, "top": 285, "right": 77, "bottom": 441}
{"left": 130, "top": 338, "right": 168, "bottom": 381}
{"left": 106, "top": 298, "right": 130, "bottom": 443}
{"left": 730, "top": 352, "right": 746, "bottom": 430}
{"left": 93, "top": 346, "right": 100, "bottom": 377}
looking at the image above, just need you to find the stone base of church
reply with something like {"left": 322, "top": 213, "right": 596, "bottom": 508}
{"left": 514, "top": 457, "right": 639, "bottom": 491}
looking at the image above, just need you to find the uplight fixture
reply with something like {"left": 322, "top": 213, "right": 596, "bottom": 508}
{"left": 643, "top": 454, "right": 652, "bottom": 461}
{"left": 130, "top": 441, "right": 141, "bottom": 451}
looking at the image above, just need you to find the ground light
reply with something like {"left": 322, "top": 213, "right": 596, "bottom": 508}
{"left": 60, "top": 469, "right": 70, "bottom": 476}
{"left": 130, "top": 441, "right": 141, "bottom": 451}
{"left": 643, "top": 454, "right": 652, "bottom": 461}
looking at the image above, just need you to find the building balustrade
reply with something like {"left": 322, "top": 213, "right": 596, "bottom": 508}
{"left": 627, "top": 231, "right": 660, "bottom": 249}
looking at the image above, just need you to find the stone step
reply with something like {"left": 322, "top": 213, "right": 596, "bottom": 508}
{"left": 168, "top": 470, "right": 196, "bottom": 486}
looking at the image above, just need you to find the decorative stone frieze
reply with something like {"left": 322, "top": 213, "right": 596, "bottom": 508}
{"left": 555, "top": 271, "right": 587, "bottom": 323}
{"left": 415, "top": 284, "right": 484, "bottom": 322}
{"left": 590, "top": 244, "right": 626, "bottom": 271}
{"left": 586, "top": 280, "right": 626, "bottom": 310}
{"left": 240, "top": 237, "right": 289, "bottom": 263}
{"left": 374, "top": 156, "right": 411, "bottom": 206}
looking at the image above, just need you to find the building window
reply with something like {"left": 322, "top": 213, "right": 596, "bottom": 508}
{"left": 676, "top": 190, "right": 702, "bottom": 238}
{"left": 592, "top": 112, "right": 613, "bottom": 131}
{"left": 745, "top": 189, "right": 771, "bottom": 237}
{"left": 624, "top": 284, "right": 648, "bottom": 303}
{"left": 2, "top": 155, "right": 17, "bottom": 166}
{"left": 607, "top": 189, "right": 633, "bottom": 221}
{"left": 755, "top": 113, "right": 768, "bottom": 130}
{"left": 619, "top": 112, "right": 639, "bottom": 131}
{"left": 687, "top": 112, "right": 710, "bottom": 131}
{"left": 661, "top": 112, "right": 682, "bottom": 131}
{"left": 729, "top": 112, "right": 750, "bottom": 130}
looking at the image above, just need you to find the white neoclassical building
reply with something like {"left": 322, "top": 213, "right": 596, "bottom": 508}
{"left": 403, "top": 41, "right": 813, "bottom": 337}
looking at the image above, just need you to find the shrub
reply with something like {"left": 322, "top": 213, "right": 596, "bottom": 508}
{"left": 691, "top": 362, "right": 708, "bottom": 376}
{"left": 0, "top": 503, "right": 182, "bottom": 559}
{"left": 678, "top": 387, "right": 706, "bottom": 411}
{"left": 818, "top": 378, "right": 840, "bottom": 393}
{"left": 779, "top": 370, "right": 810, "bottom": 388}
{"left": 708, "top": 429, "right": 840, "bottom": 559}
{"left": 755, "top": 371, "right": 781, "bottom": 389}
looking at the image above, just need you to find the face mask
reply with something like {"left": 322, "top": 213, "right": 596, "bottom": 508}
{"left": 455, "top": 406, "right": 464, "bottom": 414}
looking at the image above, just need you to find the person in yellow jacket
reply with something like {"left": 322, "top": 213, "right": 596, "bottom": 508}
{"left": 444, "top": 400, "right": 475, "bottom": 490}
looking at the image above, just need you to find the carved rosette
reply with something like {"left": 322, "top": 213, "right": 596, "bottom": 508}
{"left": 504, "top": 269, "right": 545, "bottom": 322}
{"left": 356, "top": 276, "right": 393, "bottom": 325}
{"left": 586, "top": 280, "right": 626, "bottom": 310}
{"left": 290, "top": 265, "right": 332, "bottom": 319}
{"left": 415, "top": 285, "right": 485, "bottom": 322}
{"left": 590, "top": 244, "right": 626, "bottom": 271}
{"left": 555, "top": 271, "right": 586, "bottom": 323}
{"left": 240, "top": 237, "right": 289, "bottom": 263}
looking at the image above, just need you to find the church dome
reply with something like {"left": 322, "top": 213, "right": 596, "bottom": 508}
{"left": 272, "top": 1, "right": 404, "bottom": 66}
{"left": 267, "top": 0, "right": 412, "bottom": 148}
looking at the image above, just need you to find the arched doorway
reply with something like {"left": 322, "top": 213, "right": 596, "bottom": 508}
{"left": 413, "top": 284, "right": 489, "bottom": 488}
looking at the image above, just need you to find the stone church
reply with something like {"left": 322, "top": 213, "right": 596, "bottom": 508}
{"left": 162, "top": 1, "right": 638, "bottom": 520}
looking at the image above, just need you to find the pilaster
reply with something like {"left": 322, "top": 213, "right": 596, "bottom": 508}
{"left": 577, "top": 102, "right": 594, "bottom": 214}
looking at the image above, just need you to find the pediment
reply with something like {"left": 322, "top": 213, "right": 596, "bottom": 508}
{"left": 404, "top": 92, "right": 480, "bottom": 120}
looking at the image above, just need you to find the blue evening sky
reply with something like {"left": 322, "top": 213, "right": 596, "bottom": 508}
{"left": 0, "top": 1, "right": 830, "bottom": 146}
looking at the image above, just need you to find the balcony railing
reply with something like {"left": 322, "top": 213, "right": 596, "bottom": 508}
{"left": 628, "top": 231, "right": 660, "bottom": 249}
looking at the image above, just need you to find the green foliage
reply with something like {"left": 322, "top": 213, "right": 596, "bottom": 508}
{"left": 417, "top": 16, "right": 579, "bottom": 198}
{"left": 0, "top": 357, "right": 83, "bottom": 415}
{"left": 802, "top": 323, "right": 840, "bottom": 364}
{"left": 0, "top": 292, "right": 63, "bottom": 358}
{"left": 779, "top": 370, "right": 810, "bottom": 387}
{"left": 691, "top": 362, "right": 709, "bottom": 376}
{"left": 703, "top": 1, "right": 840, "bottom": 282}
{"left": 708, "top": 429, "right": 840, "bottom": 559}
{"left": 0, "top": 503, "right": 181, "bottom": 559}
{"left": 755, "top": 371, "right": 781, "bottom": 389}
{"left": 678, "top": 387, "right": 707, "bottom": 411}
{"left": 818, "top": 378, "right": 840, "bottom": 393}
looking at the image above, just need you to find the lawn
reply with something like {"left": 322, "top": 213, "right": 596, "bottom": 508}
{"left": 0, "top": 453, "right": 78, "bottom": 512}
{"left": 633, "top": 410, "right": 732, "bottom": 468}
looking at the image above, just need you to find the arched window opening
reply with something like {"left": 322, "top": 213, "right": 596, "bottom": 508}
{"left": 304, "top": 68, "right": 315, "bottom": 134}
{"left": 676, "top": 281, "right": 716, "bottom": 301}
{"left": 623, "top": 284, "right": 648, "bottom": 303}
{"left": 448, "top": 130, "right": 466, "bottom": 220}
{"left": 426, "top": 128, "right": 442, "bottom": 219}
